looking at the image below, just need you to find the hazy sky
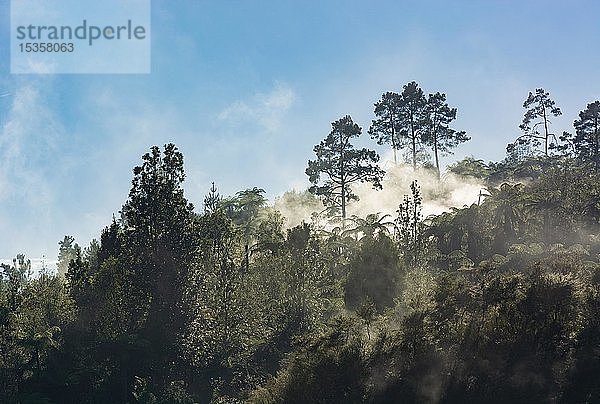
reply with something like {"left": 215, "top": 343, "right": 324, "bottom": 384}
{"left": 1, "top": 0, "right": 600, "bottom": 264}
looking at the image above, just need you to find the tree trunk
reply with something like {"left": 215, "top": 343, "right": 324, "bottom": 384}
{"left": 341, "top": 181, "right": 346, "bottom": 220}
{"left": 412, "top": 136, "right": 416, "bottom": 170}
{"left": 390, "top": 115, "right": 397, "bottom": 165}
{"left": 434, "top": 134, "right": 440, "bottom": 179}
{"left": 543, "top": 106, "right": 549, "bottom": 156}
{"left": 411, "top": 117, "right": 417, "bottom": 171}
{"left": 340, "top": 124, "right": 346, "bottom": 221}
{"left": 595, "top": 117, "right": 599, "bottom": 170}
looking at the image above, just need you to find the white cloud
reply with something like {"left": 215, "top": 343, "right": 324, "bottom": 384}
{"left": 218, "top": 81, "right": 296, "bottom": 132}
{"left": 0, "top": 83, "right": 58, "bottom": 204}
{"left": 0, "top": 80, "right": 67, "bottom": 260}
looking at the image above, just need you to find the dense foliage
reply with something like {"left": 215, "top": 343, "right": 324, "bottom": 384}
{"left": 2, "top": 85, "right": 600, "bottom": 403}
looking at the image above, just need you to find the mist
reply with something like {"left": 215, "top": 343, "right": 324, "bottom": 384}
{"left": 272, "top": 158, "right": 484, "bottom": 228}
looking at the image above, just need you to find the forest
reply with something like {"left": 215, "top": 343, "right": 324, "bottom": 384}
{"left": 1, "top": 82, "right": 600, "bottom": 403}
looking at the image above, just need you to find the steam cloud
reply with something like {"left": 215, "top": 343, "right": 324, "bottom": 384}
{"left": 273, "top": 159, "right": 484, "bottom": 228}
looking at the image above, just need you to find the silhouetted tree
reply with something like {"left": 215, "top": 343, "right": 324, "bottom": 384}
{"left": 120, "top": 143, "right": 198, "bottom": 388}
{"left": 369, "top": 92, "right": 402, "bottom": 164}
{"left": 398, "top": 81, "right": 427, "bottom": 170}
{"left": 484, "top": 183, "right": 525, "bottom": 252}
{"left": 306, "top": 115, "right": 384, "bottom": 220}
{"left": 222, "top": 187, "right": 267, "bottom": 270}
{"left": 422, "top": 92, "right": 469, "bottom": 177}
{"left": 57, "top": 236, "right": 80, "bottom": 277}
{"left": 203, "top": 181, "right": 222, "bottom": 213}
{"left": 560, "top": 100, "right": 600, "bottom": 168}
{"left": 508, "top": 88, "right": 562, "bottom": 157}
{"left": 395, "top": 181, "right": 427, "bottom": 267}
{"left": 447, "top": 156, "right": 490, "bottom": 180}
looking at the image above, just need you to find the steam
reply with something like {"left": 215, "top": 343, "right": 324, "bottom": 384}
{"left": 272, "top": 161, "right": 484, "bottom": 228}
{"left": 349, "top": 163, "right": 484, "bottom": 220}
{"left": 273, "top": 189, "right": 324, "bottom": 229}
{"left": 0, "top": 82, "right": 63, "bottom": 260}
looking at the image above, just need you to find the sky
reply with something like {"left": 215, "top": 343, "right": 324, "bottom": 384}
{"left": 1, "top": 0, "right": 600, "bottom": 266}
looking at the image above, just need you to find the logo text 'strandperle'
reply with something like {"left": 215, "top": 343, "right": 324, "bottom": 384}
{"left": 16, "top": 19, "right": 146, "bottom": 46}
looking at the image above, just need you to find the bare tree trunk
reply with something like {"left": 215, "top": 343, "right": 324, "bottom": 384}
{"left": 595, "top": 117, "right": 599, "bottom": 169}
{"left": 341, "top": 181, "right": 346, "bottom": 220}
{"left": 410, "top": 113, "right": 417, "bottom": 170}
{"left": 412, "top": 136, "right": 416, "bottom": 170}
{"left": 390, "top": 115, "right": 397, "bottom": 165}
{"left": 434, "top": 134, "right": 440, "bottom": 179}
{"left": 543, "top": 106, "right": 549, "bottom": 156}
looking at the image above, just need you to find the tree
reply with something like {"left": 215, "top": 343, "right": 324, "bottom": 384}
{"left": 203, "top": 181, "right": 222, "bottom": 213}
{"left": 447, "top": 156, "right": 489, "bottom": 180}
{"left": 222, "top": 187, "right": 268, "bottom": 270}
{"left": 344, "top": 213, "right": 394, "bottom": 240}
{"left": 344, "top": 233, "right": 401, "bottom": 313}
{"left": 57, "top": 236, "right": 80, "bottom": 277}
{"left": 255, "top": 222, "right": 338, "bottom": 335}
{"left": 524, "top": 187, "right": 562, "bottom": 244}
{"left": 119, "top": 143, "right": 198, "bottom": 387}
{"left": 509, "top": 88, "right": 562, "bottom": 157}
{"left": 96, "top": 218, "right": 121, "bottom": 264}
{"left": 395, "top": 180, "right": 427, "bottom": 267}
{"left": 422, "top": 92, "right": 469, "bottom": 177}
{"left": 250, "top": 316, "right": 367, "bottom": 404}
{"left": 560, "top": 100, "right": 600, "bottom": 168}
{"left": 369, "top": 92, "right": 402, "bottom": 164}
{"left": 1, "top": 254, "right": 31, "bottom": 312}
{"left": 187, "top": 210, "right": 246, "bottom": 378}
{"left": 0, "top": 255, "right": 74, "bottom": 402}
{"left": 306, "top": 115, "right": 385, "bottom": 220}
{"left": 398, "top": 81, "right": 427, "bottom": 170}
{"left": 484, "top": 183, "right": 525, "bottom": 252}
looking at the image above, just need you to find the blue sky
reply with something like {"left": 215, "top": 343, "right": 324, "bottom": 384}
{"left": 1, "top": 0, "right": 600, "bottom": 265}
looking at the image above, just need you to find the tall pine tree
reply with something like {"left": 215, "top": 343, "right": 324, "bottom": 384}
{"left": 422, "top": 92, "right": 469, "bottom": 178}
{"left": 560, "top": 101, "right": 600, "bottom": 168}
{"left": 306, "top": 115, "right": 384, "bottom": 220}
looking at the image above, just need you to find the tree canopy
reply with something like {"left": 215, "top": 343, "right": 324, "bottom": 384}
{"left": 4, "top": 85, "right": 600, "bottom": 404}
